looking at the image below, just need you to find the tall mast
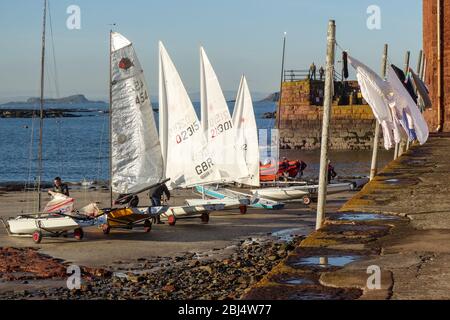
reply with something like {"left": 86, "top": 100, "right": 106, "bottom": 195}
{"left": 276, "top": 32, "right": 287, "bottom": 130}
{"left": 109, "top": 30, "right": 113, "bottom": 207}
{"left": 37, "top": 0, "right": 47, "bottom": 212}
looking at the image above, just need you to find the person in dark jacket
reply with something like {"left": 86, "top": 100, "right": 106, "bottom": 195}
{"left": 50, "top": 177, "right": 69, "bottom": 196}
{"left": 327, "top": 162, "right": 337, "bottom": 184}
{"left": 149, "top": 183, "right": 171, "bottom": 224}
{"left": 296, "top": 160, "right": 308, "bottom": 178}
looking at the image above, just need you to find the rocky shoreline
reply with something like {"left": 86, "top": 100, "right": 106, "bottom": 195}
{"left": 0, "top": 108, "right": 106, "bottom": 119}
{"left": 0, "top": 234, "right": 304, "bottom": 300}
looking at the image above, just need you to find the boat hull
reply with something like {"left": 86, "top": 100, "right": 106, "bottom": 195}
{"left": 6, "top": 216, "right": 80, "bottom": 235}
{"left": 195, "top": 186, "right": 285, "bottom": 210}
{"left": 251, "top": 183, "right": 353, "bottom": 201}
{"left": 252, "top": 188, "right": 309, "bottom": 201}
{"left": 185, "top": 198, "right": 249, "bottom": 209}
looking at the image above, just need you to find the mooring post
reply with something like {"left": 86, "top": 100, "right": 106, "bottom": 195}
{"left": 315, "top": 20, "right": 336, "bottom": 230}
{"left": 370, "top": 44, "right": 389, "bottom": 180}
{"left": 395, "top": 50, "right": 411, "bottom": 158}
{"left": 402, "top": 51, "right": 411, "bottom": 154}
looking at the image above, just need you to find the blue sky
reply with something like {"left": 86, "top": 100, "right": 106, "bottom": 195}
{"left": 0, "top": 0, "right": 422, "bottom": 101}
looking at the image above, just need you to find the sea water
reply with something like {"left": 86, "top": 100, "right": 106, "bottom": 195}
{"left": 0, "top": 100, "right": 392, "bottom": 185}
{"left": 0, "top": 101, "right": 276, "bottom": 184}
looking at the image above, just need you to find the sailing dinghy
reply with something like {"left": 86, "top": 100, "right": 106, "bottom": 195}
{"left": 184, "top": 49, "right": 254, "bottom": 212}
{"left": 250, "top": 182, "right": 354, "bottom": 203}
{"left": 97, "top": 35, "right": 225, "bottom": 232}
{"left": 3, "top": 0, "right": 95, "bottom": 243}
{"left": 192, "top": 75, "right": 284, "bottom": 210}
{"left": 93, "top": 31, "right": 168, "bottom": 234}
{"left": 157, "top": 42, "right": 225, "bottom": 225}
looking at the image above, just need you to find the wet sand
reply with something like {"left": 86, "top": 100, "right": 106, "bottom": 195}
{"left": 0, "top": 187, "right": 355, "bottom": 298}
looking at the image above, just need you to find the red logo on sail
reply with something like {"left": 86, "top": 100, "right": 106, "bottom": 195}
{"left": 119, "top": 58, "right": 133, "bottom": 70}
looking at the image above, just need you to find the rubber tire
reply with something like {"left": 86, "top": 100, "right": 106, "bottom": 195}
{"left": 168, "top": 215, "right": 176, "bottom": 226}
{"left": 74, "top": 228, "right": 84, "bottom": 241}
{"left": 201, "top": 213, "right": 210, "bottom": 224}
{"left": 303, "top": 196, "right": 312, "bottom": 206}
{"left": 102, "top": 224, "right": 111, "bottom": 235}
{"left": 143, "top": 220, "right": 152, "bottom": 233}
{"left": 239, "top": 205, "right": 247, "bottom": 215}
{"left": 33, "top": 231, "right": 42, "bottom": 244}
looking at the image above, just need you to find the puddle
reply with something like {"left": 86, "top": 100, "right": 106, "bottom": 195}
{"left": 337, "top": 213, "right": 398, "bottom": 221}
{"left": 292, "top": 255, "right": 360, "bottom": 268}
{"left": 383, "top": 178, "right": 418, "bottom": 186}
{"left": 112, "top": 272, "right": 128, "bottom": 279}
{"left": 271, "top": 228, "right": 308, "bottom": 242}
{"left": 289, "top": 291, "right": 338, "bottom": 300}
{"left": 385, "top": 179, "right": 400, "bottom": 183}
{"left": 279, "top": 278, "right": 315, "bottom": 286}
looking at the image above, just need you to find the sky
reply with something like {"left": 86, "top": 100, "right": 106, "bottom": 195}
{"left": 0, "top": 0, "right": 422, "bottom": 101}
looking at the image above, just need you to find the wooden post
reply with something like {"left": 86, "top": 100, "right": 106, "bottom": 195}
{"left": 109, "top": 30, "right": 113, "bottom": 207}
{"left": 370, "top": 44, "right": 388, "bottom": 180}
{"left": 404, "top": 51, "right": 411, "bottom": 151}
{"left": 395, "top": 51, "right": 410, "bottom": 158}
{"left": 315, "top": 20, "right": 336, "bottom": 230}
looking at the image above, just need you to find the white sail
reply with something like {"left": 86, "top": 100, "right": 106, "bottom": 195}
{"left": 232, "top": 76, "right": 260, "bottom": 187}
{"left": 159, "top": 42, "right": 221, "bottom": 189}
{"left": 200, "top": 47, "right": 249, "bottom": 182}
{"left": 110, "top": 32, "right": 164, "bottom": 194}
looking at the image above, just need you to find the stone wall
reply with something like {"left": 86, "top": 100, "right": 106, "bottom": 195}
{"left": 280, "top": 104, "right": 379, "bottom": 150}
{"left": 423, "top": 0, "right": 450, "bottom": 131}
{"left": 279, "top": 79, "right": 380, "bottom": 150}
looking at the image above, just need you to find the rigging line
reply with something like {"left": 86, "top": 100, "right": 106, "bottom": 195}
{"left": 96, "top": 114, "right": 107, "bottom": 184}
{"left": 47, "top": 0, "right": 60, "bottom": 98}
{"left": 335, "top": 40, "right": 346, "bottom": 53}
{"left": 23, "top": 111, "right": 38, "bottom": 212}
{"left": 48, "top": 0, "right": 65, "bottom": 178}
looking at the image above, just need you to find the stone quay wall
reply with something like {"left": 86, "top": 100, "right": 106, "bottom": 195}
{"left": 278, "top": 80, "right": 381, "bottom": 150}
{"left": 423, "top": 0, "right": 450, "bottom": 131}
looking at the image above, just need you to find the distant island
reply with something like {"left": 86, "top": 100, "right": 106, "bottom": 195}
{"left": 1, "top": 94, "right": 106, "bottom": 106}
{"left": 260, "top": 92, "right": 280, "bottom": 102}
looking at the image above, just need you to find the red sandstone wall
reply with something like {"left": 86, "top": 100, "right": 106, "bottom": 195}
{"left": 423, "top": 0, "right": 450, "bottom": 131}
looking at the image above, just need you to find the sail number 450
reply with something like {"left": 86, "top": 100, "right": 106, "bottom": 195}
{"left": 176, "top": 122, "right": 200, "bottom": 144}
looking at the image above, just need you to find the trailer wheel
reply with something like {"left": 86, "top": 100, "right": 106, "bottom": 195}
{"left": 102, "top": 224, "right": 111, "bottom": 235}
{"left": 168, "top": 215, "right": 176, "bottom": 226}
{"left": 143, "top": 220, "right": 152, "bottom": 233}
{"left": 239, "top": 205, "right": 247, "bottom": 214}
{"left": 303, "top": 196, "right": 312, "bottom": 206}
{"left": 74, "top": 228, "right": 84, "bottom": 241}
{"left": 201, "top": 213, "right": 210, "bottom": 224}
{"left": 33, "top": 231, "right": 42, "bottom": 244}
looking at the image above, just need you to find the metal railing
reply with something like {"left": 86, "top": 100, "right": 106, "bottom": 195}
{"left": 284, "top": 69, "right": 343, "bottom": 82}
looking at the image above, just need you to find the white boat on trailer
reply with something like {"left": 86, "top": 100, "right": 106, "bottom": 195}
{"left": 3, "top": 1, "right": 94, "bottom": 243}
{"left": 3, "top": 214, "right": 82, "bottom": 243}
{"left": 186, "top": 187, "right": 251, "bottom": 214}
{"left": 250, "top": 182, "right": 354, "bottom": 203}
{"left": 194, "top": 185, "right": 285, "bottom": 210}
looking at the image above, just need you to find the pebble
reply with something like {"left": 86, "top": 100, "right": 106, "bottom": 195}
{"left": 1, "top": 236, "right": 302, "bottom": 300}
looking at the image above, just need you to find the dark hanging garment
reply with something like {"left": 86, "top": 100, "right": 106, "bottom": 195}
{"left": 409, "top": 68, "right": 432, "bottom": 109}
{"left": 343, "top": 52, "right": 349, "bottom": 79}
{"left": 390, "top": 64, "right": 418, "bottom": 103}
